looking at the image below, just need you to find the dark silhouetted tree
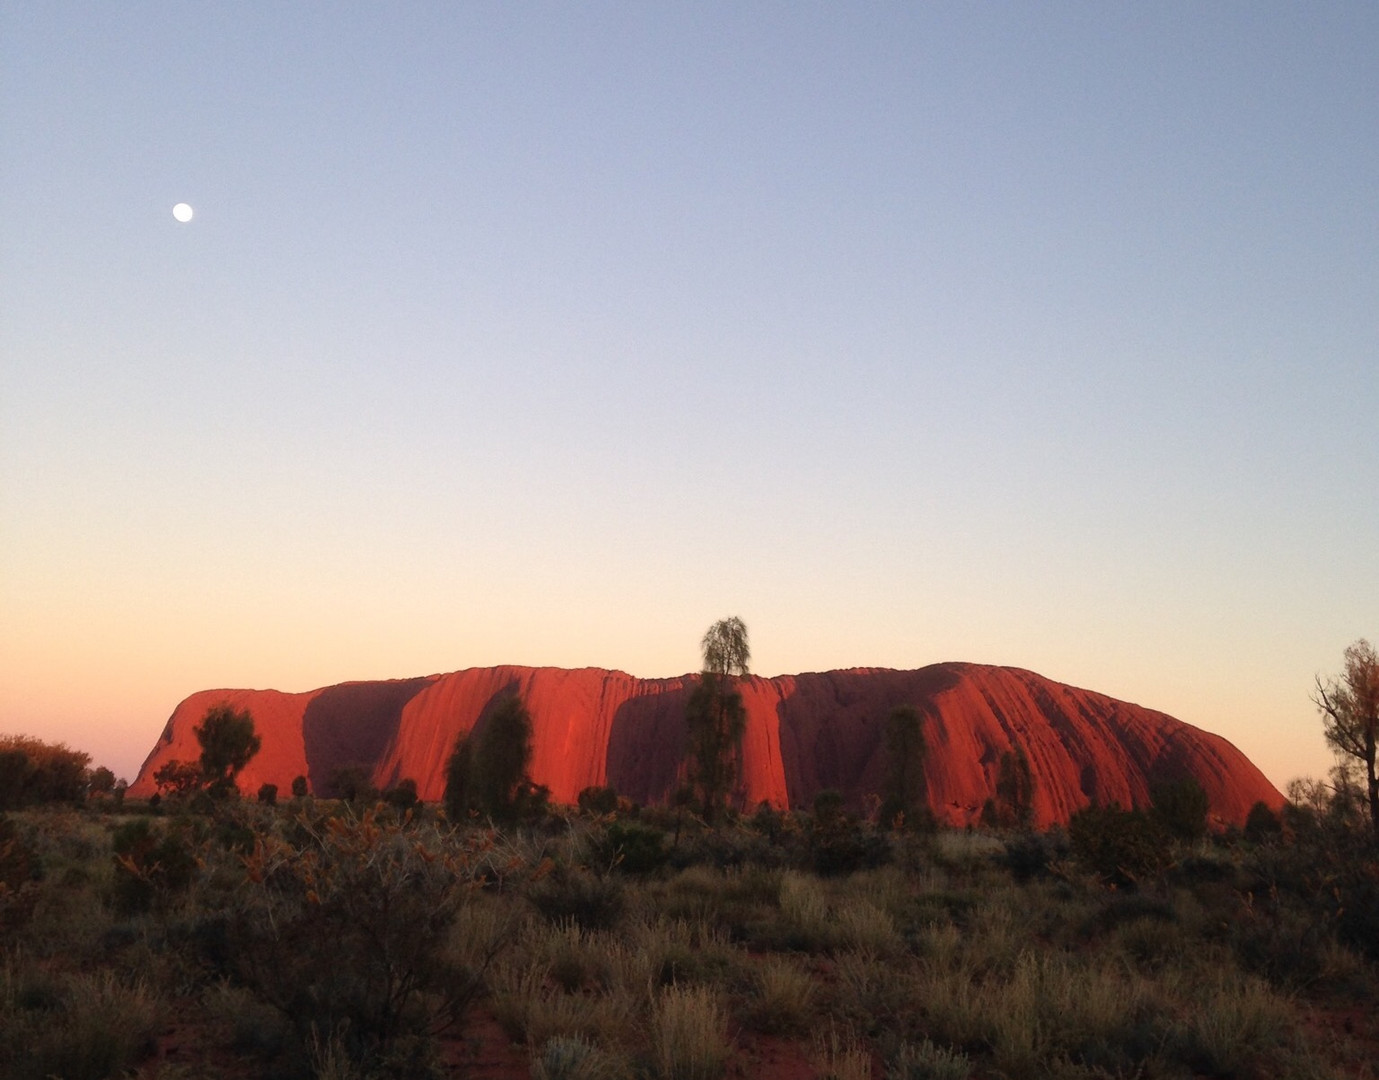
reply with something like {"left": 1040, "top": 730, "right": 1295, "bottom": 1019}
{"left": 257, "top": 782, "right": 278, "bottom": 806}
{"left": 1314, "top": 639, "right": 1379, "bottom": 840}
{"left": 443, "top": 736, "right": 475, "bottom": 822}
{"left": 89, "top": 766, "right": 117, "bottom": 797}
{"left": 994, "top": 746, "right": 1035, "bottom": 827}
{"left": 383, "top": 778, "right": 419, "bottom": 811}
{"left": 879, "top": 704, "right": 928, "bottom": 829}
{"left": 327, "top": 765, "right": 377, "bottom": 804}
{"left": 1244, "top": 799, "right": 1283, "bottom": 843}
{"left": 194, "top": 703, "right": 261, "bottom": 798}
{"left": 153, "top": 759, "right": 203, "bottom": 798}
{"left": 0, "top": 736, "right": 91, "bottom": 806}
{"left": 444, "top": 695, "right": 536, "bottom": 823}
{"left": 686, "top": 617, "right": 750, "bottom": 825}
{"left": 291, "top": 775, "right": 309, "bottom": 799}
{"left": 1150, "top": 777, "right": 1210, "bottom": 841}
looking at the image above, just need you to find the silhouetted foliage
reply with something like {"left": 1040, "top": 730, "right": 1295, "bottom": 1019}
{"left": 382, "top": 777, "right": 419, "bottom": 811}
{"left": 1150, "top": 777, "right": 1210, "bottom": 841}
{"left": 1069, "top": 804, "right": 1170, "bottom": 889}
{"left": 153, "top": 759, "right": 203, "bottom": 798}
{"left": 194, "top": 703, "right": 261, "bottom": 798}
{"left": 807, "top": 789, "right": 889, "bottom": 876}
{"left": 686, "top": 618, "right": 751, "bottom": 826}
{"left": 994, "top": 746, "right": 1035, "bottom": 827}
{"left": 527, "top": 863, "right": 626, "bottom": 930}
{"left": 326, "top": 765, "right": 378, "bottom": 804}
{"left": 593, "top": 821, "right": 669, "bottom": 875}
{"left": 290, "top": 774, "right": 309, "bottom": 799}
{"left": 472, "top": 696, "right": 534, "bottom": 821}
{"left": 1244, "top": 799, "right": 1283, "bottom": 843}
{"left": 226, "top": 809, "right": 496, "bottom": 1069}
{"left": 0, "top": 736, "right": 91, "bottom": 807}
{"left": 1314, "top": 638, "right": 1379, "bottom": 840}
{"left": 444, "top": 735, "right": 475, "bottom": 822}
{"left": 256, "top": 783, "right": 277, "bottom": 806}
{"left": 879, "top": 704, "right": 928, "bottom": 830}
{"left": 444, "top": 695, "right": 539, "bottom": 824}
{"left": 111, "top": 818, "right": 198, "bottom": 914}
{"left": 577, "top": 785, "right": 620, "bottom": 816}
{"left": 88, "top": 766, "right": 116, "bottom": 796}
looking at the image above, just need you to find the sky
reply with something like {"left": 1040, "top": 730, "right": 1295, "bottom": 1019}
{"left": 2, "top": 3, "right": 1376, "bottom": 789}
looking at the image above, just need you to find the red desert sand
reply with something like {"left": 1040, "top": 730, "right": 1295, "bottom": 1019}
{"left": 131, "top": 662, "right": 1282, "bottom": 826}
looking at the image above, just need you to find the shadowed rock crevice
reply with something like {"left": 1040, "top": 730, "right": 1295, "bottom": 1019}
{"left": 301, "top": 678, "right": 434, "bottom": 792}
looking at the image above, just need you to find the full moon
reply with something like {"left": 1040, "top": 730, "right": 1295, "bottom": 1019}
{"left": 172, "top": 203, "right": 194, "bottom": 223}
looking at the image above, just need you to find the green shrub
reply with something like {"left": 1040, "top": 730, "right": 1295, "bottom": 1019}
{"left": 528, "top": 864, "right": 626, "bottom": 930}
{"left": 1068, "top": 805, "right": 1170, "bottom": 889}
{"left": 531, "top": 1034, "right": 628, "bottom": 1080}
{"left": 651, "top": 984, "right": 729, "bottom": 1080}
{"left": 1244, "top": 800, "right": 1282, "bottom": 843}
{"left": 0, "top": 816, "right": 39, "bottom": 933}
{"left": 593, "top": 822, "right": 668, "bottom": 876}
{"left": 1, "top": 968, "right": 159, "bottom": 1080}
{"left": 578, "top": 786, "right": 620, "bottom": 816}
{"left": 742, "top": 956, "right": 816, "bottom": 1035}
{"left": 1150, "top": 778, "right": 1210, "bottom": 842}
{"left": 110, "top": 818, "right": 199, "bottom": 915}
{"left": 223, "top": 810, "right": 493, "bottom": 1071}
{"left": 887, "top": 1039, "right": 971, "bottom": 1080}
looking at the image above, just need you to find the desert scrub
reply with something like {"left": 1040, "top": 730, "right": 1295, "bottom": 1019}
{"left": 488, "top": 953, "right": 637, "bottom": 1050}
{"left": 221, "top": 808, "right": 501, "bottom": 1072}
{"left": 886, "top": 1038, "right": 971, "bottom": 1080}
{"left": 741, "top": 954, "right": 817, "bottom": 1035}
{"left": 528, "top": 863, "right": 627, "bottom": 930}
{"left": 634, "top": 916, "right": 744, "bottom": 989}
{"left": 650, "top": 983, "right": 730, "bottom": 1080}
{"left": 775, "top": 870, "right": 833, "bottom": 952}
{"left": 531, "top": 1034, "right": 631, "bottom": 1080}
{"left": 811, "top": 1024, "right": 872, "bottom": 1080}
{"left": 1178, "top": 973, "right": 1304, "bottom": 1077}
{"left": 913, "top": 950, "right": 1172, "bottom": 1078}
{"left": 833, "top": 945, "right": 916, "bottom": 1031}
{"left": 0, "top": 965, "right": 160, "bottom": 1080}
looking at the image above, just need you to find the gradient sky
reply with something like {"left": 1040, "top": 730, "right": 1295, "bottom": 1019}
{"left": 3, "top": 4, "right": 1376, "bottom": 788}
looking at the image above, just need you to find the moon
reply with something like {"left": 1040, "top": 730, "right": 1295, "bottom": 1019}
{"left": 172, "top": 203, "right": 194, "bottom": 223}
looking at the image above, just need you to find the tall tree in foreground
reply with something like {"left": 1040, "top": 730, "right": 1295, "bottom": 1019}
{"left": 686, "top": 617, "right": 750, "bottom": 825}
{"left": 444, "top": 694, "right": 540, "bottom": 824}
{"left": 195, "top": 703, "right": 262, "bottom": 798}
{"left": 1315, "top": 638, "right": 1379, "bottom": 840}
{"left": 983, "top": 745, "right": 1035, "bottom": 828}
{"left": 879, "top": 704, "right": 928, "bottom": 829}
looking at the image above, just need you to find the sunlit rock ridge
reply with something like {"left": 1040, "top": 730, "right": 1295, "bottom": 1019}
{"left": 131, "top": 662, "right": 1282, "bottom": 826}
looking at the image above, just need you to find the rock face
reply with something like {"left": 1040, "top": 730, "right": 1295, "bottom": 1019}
{"left": 130, "top": 663, "right": 1282, "bottom": 826}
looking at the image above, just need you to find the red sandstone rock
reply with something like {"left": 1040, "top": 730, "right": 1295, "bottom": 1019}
{"left": 130, "top": 663, "right": 1282, "bottom": 826}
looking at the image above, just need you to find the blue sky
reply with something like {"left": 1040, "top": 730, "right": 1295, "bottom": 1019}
{"left": 3, "top": 3, "right": 1377, "bottom": 786}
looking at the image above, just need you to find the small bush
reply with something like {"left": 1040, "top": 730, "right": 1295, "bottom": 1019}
{"left": 528, "top": 865, "right": 626, "bottom": 930}
{"left": 651, "top": 984, "right": 729, "bottom": 1080}
{"left": 256, "top": 782, "right": 278, "bottom": 806}
{"left": 1244, "top": 800, "right": 1282, "bottom": 843}
{"left": 887, "top": 1039, "right": 971, "bottom": 1080}
{"left": 811, "top": 1024, "right": 871, "bottom": 1080}
{"left": 110, "top": 818, "right": 199, "bottom": 915}
{"left": 577, "top": 786, "right": 620, "bottom": 816}
{"left": 1150, "top": 778, "right": 1210, "bottom": 842}
{"left": 742, "top": 956, "right": 816, "bottom": 1035}
{"left": 593, "top": 822, "right": 668, "bottom": 876}
{"left": 1068, "top": 805, "right": 1170, "bottom": 889}
{"left": 531, "top": 1034, "right": 628, "bottom": 1080}
{"left": 1, "top": 968, "right": 159, "bottom": 1080}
